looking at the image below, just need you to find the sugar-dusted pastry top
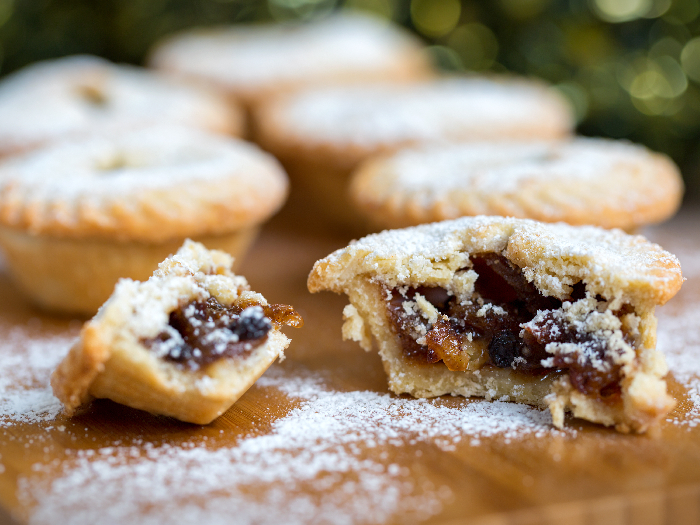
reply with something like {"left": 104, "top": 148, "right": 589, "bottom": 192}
{"left": 350, "top": 138, "right": 684, "bottom": 230}
{"left": 0, "top": 125, "right": 288, "bottom": 242}
{"left": 308, "top": 216, "right": 683, "bottom": 310}
{"left": 0, "top": 55, "right": 241, "bottom": 157}
{"left": 149, "top": 13, "right": 432, "bottom": 100}
{"left": 258, "top": 78, "right": 574, "bottom": 154}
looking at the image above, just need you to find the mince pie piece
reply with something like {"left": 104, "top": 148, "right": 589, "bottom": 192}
{"left": 308, "top": 217, "right": 683, "bottom": 433}
{"left": 0, "top": 124, "right": 288, "bottom": 315}
{"left": 51, "top": 240, "right": 302, "bottom": 425}
{"left": 350, "top": 138, "right": 683, "bottom": 231}
{"left": 255, "top": 78, "right": 574, "bottom": 232}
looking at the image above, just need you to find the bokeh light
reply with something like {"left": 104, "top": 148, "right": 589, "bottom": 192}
{"left": 268, "top": 0, "right": 338, "bottom": 20}
{"left": 498, "top": 0, "right": 551, "bottom": 20}
{"left": 591, "top": 0, "right": 654, "bottom": 23}
{"left": 2, "top": 0, "right": 700, "bottom": 196}
{"left": 0, "top": 0, "right": 13, "bottom": 29}
{"left": 344, "top": 0, "right": 395, "bottom": 19}
{"left": 447, "top": 23, "right": 499, "bottom": 70}
{"left": 410, "top": 0, "right": 460, "bottom": 38}
{"left": 681, "top": 36, "right": 700, "bottom": 81}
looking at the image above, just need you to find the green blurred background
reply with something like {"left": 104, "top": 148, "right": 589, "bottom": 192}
{"left": 1, "top": 0, "right": 699, "bottom": 199}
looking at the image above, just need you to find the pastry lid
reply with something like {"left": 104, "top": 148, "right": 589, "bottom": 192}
{"left": 257, "top": 77, "right": 575, "bottom": 161}
{"left": 350, "top": 138, "right": 684, "bottom": 230}
{"left": 308, "top": 216, "right": 684, "bottom": 309}
{"left": 0, "top": 55, "right": 241, "bottom": 157}
{"left": 149, "top": 13, "right": 433, "bottom": 102}
{"left": 0, "top": 125, "right": 288, "bottom": 242}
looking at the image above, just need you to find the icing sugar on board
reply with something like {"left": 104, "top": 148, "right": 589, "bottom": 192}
{"left": 0, "top": 211, "right": 699, "bottom": 525}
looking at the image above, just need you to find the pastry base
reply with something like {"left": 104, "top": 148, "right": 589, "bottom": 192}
{"left": 0, "top": 227, "right": 259, "bottom": 316}
{"left": 53, "top": 327, "right": 289, "bottom": 425}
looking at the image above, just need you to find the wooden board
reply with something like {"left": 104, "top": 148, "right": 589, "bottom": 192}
{"left": 0, "top": 211, "right": 699, "bottom": 525}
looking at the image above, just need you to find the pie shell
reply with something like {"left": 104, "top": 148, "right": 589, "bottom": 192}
{"left": 0, "top": 227, "right": 258, "bottom": 315}
{"left": 308, "top": 216, "right": 683, "bottom": 432}
{"left": 51, "top": 240, "right": 291, "bottom": 425}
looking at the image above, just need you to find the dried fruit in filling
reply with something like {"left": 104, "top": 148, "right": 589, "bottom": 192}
{"left": 385, "top": 255, "right": 630, "bottom": 401}
{"left": 144, "top": 296, "right": 303, "bottom": 370}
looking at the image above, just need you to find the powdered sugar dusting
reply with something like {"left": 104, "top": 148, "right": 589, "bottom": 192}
{"left": 384, "top": 138, "right": 666, "bottom": 198}
{"left": 0, "top": 125, "right": 280, "bottom": 200}
{"left": 152, "top": 13, "right": 423, "bottom": 88}
{"left": 278, "top": 78, "right": 572, "bottom": 147}
{"left": 20, "top": 365, "right": 565, "bottom": 525}
{"left": 0, "top": 323, "right": 76, "bottom": 427}
{"left": 657, "top": 292, "right": 700, "bottom": 427}
{"left": 313, "top": 216, "right": 682, "bottom": 302}
{"left": 645, "top": 219, "right": 700, "bottom": 427}
{"left": 658, "top": 305, "right": 700, "bottom": 427}
{"left": 0, "top": 55, "right": 232, "bottom": 153}
{"left": 258, "top": 367, "right": 561, "bottom": 447}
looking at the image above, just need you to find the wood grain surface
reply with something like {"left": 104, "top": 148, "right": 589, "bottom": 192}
{"left": 0, "top": 210, "right": 699, "bottom": 525}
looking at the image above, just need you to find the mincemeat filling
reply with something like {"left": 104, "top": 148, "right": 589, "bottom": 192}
{"left": 143, "top": 296, "right": 303, "bottom": 370}
{"left": 385, "top": 254, "right": 629, "bottom": 401}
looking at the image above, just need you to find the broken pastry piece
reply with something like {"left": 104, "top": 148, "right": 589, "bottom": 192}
{"left": 52, "top": 240, "right": 302, "bottom": 424}
{"left": 308, "top": 217, "right": 683, "bottom": 433}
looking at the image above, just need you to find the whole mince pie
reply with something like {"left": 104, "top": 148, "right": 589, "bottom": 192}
{"left": 0, "top": 124, "right": 288, "bottom": 315}
{"left": 308, "top": 216, "right": 683, "bottom": 433}
{"left": 52, "top": 240, "right": 302, "bottom": 424}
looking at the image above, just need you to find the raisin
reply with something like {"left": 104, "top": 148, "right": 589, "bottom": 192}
{"left": 143, "top": 297, "right": 302, "bottom": 370}
{"left": 488, "top": 330, "right": 523, "bottom": 368}
{"left": 230, "top": 307, "right": 272, "bottom": 341}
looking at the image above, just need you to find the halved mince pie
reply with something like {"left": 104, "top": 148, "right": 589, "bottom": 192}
{"left": 51, "top": 240, "right": 302, "bottom": 424}
{"left": 308, "top": 217, "right": 683, "bottom": 433}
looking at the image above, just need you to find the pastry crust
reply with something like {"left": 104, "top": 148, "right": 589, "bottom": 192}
{"left": 0, "top": 227, "right": 258, "bottom": 314}
{"left": 0, "top": 125, "right": 288, "bottom": 314}
{"left": 0, "top": 55, "right": 242, "bottom": 158}
{"left": 308, "top": 217, "right": 683, "bottom": 432}
{"left": 0, "top": 125, "right": 287, "bottom": 241}
{"left": 350, "top": 138, "right": 684, "bottom": 231}
{"left": 149, "top": 13, "right": 434, "bottom": 112}
{"left": 255, "top": 77, "right": 574, "bottom": 231}
{"left": 51, "top": 240, "right": 300, "bottom": 425}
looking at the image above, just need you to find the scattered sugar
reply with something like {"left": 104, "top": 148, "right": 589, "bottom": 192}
{"left": 658, "top": 302, "right": 700, "bottom": 427}
{"left": 644, "top": 223, "right": 700, "bottom": 427}
{"left": 257, "top": 367, "right": 562, "bottom": 447}
{"left": 0, "top": 324, "right": 76, "bottom": 427}
{"left": 17, "top": 364, "right": 568, "bottom": 525}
